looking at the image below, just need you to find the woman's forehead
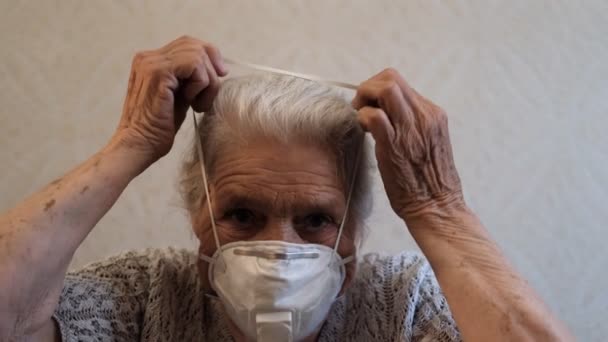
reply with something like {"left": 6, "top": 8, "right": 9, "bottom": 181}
{"left": 210, "top": 139, "right": 346, "bottom": 214}
{"left": 215, "top": 183, "right": 345, "bottom": 216}
{"left": 212, "top": 139, "right": 340, "bottom": 183}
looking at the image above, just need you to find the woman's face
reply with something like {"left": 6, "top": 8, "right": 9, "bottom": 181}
{"left": 193, "top": 137, "right": 358, "bottom": 291}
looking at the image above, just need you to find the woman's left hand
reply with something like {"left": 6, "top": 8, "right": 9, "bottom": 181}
{"left": 352, "top": 68, "right": 464, "bottom": 223}
{"left": 353, "top": 69, "right": 575, "bottom": 342}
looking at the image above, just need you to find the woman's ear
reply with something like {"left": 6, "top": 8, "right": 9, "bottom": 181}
{"left": 341, "top": 257, "right": 358, "bottom": 296}
{"left": 337, "top": 219, "right": 360, "bottom": 295}
{"left": 189, "top": 202, "right": 207, "bottom": 242}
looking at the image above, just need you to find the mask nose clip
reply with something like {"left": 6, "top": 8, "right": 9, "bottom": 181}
{"left": 234, "top": 248, "right": 320, "bottom": 260}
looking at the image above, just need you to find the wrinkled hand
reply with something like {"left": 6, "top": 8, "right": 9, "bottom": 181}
{"left": 353, "top": 69, "right": 463, "bottom": 222}
{"left": 113, "top": 36, "right": 227, "bottom": 164}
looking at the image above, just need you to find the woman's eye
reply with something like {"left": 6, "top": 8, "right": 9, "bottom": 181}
{"left": 302, "top": 214, "right": 334, "bottom": 230}
{"left": 226, "top": 208, "right": 255, "bottom": 225}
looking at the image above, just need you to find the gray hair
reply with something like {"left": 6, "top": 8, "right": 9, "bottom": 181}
{"left": 179, "top": 74, "right": 371, "bottom": 236}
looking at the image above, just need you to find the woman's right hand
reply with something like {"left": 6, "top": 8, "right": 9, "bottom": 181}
{"left": 113, "top": 36, "right": 227, "bottom": 167}
{"left": 0, "top": 36, "right": 228, "bottom": 340}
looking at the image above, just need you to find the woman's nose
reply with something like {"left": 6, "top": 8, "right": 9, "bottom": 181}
{"left": 253, "top": 218, "right": 305, "bottom": 243}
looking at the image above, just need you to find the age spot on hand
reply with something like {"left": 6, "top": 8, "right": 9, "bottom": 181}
{"left": 44, "top": 199, "right": 56, "bottom": 211}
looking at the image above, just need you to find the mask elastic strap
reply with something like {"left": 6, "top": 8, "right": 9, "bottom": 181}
{"left": 199, "top": 254, "right": 214, "bottom": 264}
{"left": 341, "top": 255, "right": 355, "bottom": 265}
{"left": 224, "top": 57, "right": 357, "bottom": 90}
{"left": 192, "top": 109, "right": 224, "bottom": 264}
{"left": 332, "top": 136, "right": 365, "bottom": 255}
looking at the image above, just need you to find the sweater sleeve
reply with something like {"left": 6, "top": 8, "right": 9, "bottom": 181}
{"left": 346, "top": 252, "right": 461, "bottom": 341}
{"left": 52, "top": 250, "right": 153, "bottom": 342}
{"left": 409, "top": 256, "right": 461, "bottom": 342}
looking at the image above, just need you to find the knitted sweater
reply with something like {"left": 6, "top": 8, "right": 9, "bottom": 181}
{"left": 53, "top": 248, "right": 460, "bottom": 341}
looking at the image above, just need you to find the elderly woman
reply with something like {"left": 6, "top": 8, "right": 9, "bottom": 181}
{"left": 0, "top": 36, "right": 571, "bottom": 341}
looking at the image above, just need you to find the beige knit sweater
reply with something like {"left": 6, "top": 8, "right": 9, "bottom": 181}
{"left": 53, "top": 248, "right": 460, "bottom": 341}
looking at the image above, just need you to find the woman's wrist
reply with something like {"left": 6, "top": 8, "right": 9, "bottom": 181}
{"left": 103, "top": 133, "right": 159, "bottom": 179}
{"left": 398, "top": 191, "right": 469, "bottom": 229}
{"left": 403, "top": 199, "right": 494, "bottom": 268}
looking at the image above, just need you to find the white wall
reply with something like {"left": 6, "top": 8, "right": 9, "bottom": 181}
{"left": 1, "top": 1, "right": 606, "bottom": 340}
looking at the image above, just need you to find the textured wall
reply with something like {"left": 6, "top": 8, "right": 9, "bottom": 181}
{"left": 0, "top": 1, "right": 606, "bottom": 340}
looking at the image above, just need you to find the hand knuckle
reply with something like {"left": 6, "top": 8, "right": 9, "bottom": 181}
{"left": 132, "top": 52, "right": 145, "bottom": 65}
{"left": 187, "top": 53, "right": 202, "bottom": 67}
{"left": 204, "top": 43, "right": 218, "bottom": 53}
{"left": 149, "top": 64, "right": 168, "bottom": 78}
{"left": 431, "top": 105, "right": 448, "bottom": 121}
{"left": 368, "top": 108, "right": 384, "bottom": 123}
{"left": 381, "top": 82, "right": 399, "bottom": 99}
{"left": 427, "top": 112, "right": 448, "bottom": 132}
{"left": 437, "top": 109, "right": 448, "bottom": 122}
{"left": 383, "top": 67, "right": 399, "bottom": 79}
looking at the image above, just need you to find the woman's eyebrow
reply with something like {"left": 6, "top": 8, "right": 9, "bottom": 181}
{"left": 218, "top": 193, "right": 268, "bottom": 211}
{"left": 294, "top": 199, "right": 344, "bottom": 217}
{"left": 217, "top": 190, "right": 344, "bottom": 215}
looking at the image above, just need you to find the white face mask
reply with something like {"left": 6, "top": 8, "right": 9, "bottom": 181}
{"left": 192, "top": 111, "right": 361, "bottom": 342}
{"left": 200, "top": 241, "right": 353, "bottom": 341}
